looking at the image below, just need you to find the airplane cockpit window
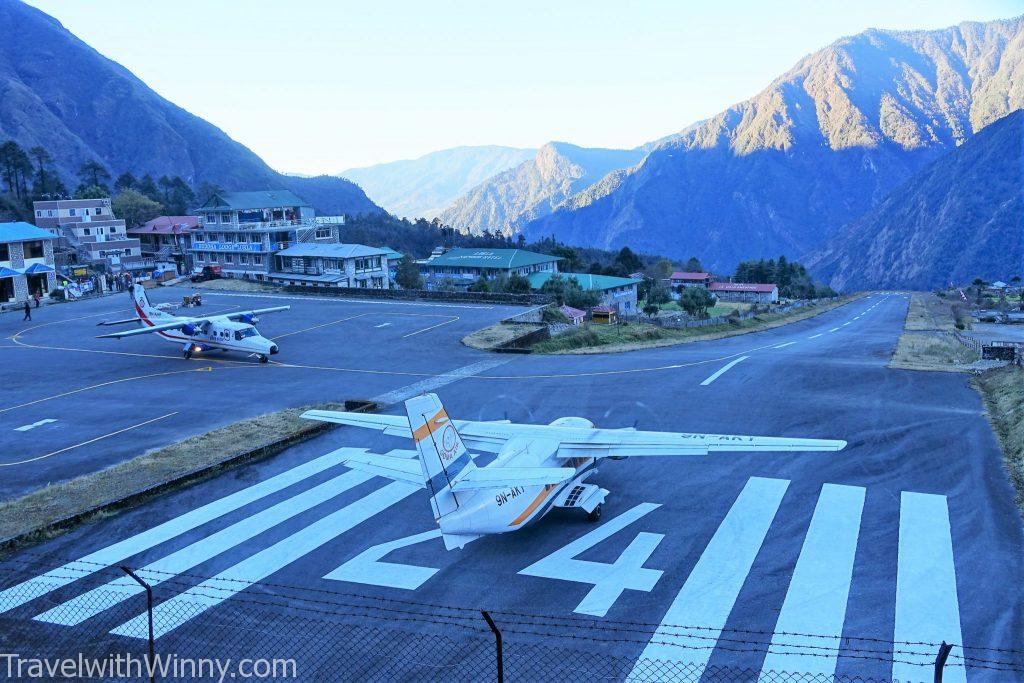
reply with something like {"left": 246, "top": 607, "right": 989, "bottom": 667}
{"left": 235, "top": 328, "right": 258, "bottom": 340}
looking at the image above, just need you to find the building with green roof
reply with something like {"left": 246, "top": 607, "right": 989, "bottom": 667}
{"left": 419, "top": 248, "right": 561, "bottom": 289}
{"left": 527, "top": 271, "right": 639, "bottom": 314}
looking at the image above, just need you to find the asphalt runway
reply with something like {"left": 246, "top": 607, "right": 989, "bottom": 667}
{"left": 1, "top": 292, "right": 1022, "bottom": 681}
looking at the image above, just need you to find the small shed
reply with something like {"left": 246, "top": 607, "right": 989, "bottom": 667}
{"left": 591, "top": 305, "right": 618, "bottom": 325}
{"left": 559, "top": 305, "right": 586, "bottom": 325}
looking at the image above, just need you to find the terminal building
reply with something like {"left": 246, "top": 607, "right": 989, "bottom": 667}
{"left": 708, "top": 281, "right": 779, "bottom": 303}
{"left": 0, "top": 222, "right": 57, "bottom": 304}
{"left": 419, "top": 248, "right": 560, "bottom": 289}
{"left": 271, "top": 243, "right": 392, "bottom": 288}
{"left": 33, "top": 198, "right": 146, "bottom": 272}
{"left": 190, "top": 190, "right": 338, "bottom": 280}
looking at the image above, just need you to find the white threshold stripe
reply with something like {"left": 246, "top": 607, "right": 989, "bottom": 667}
{"left": 629, "top": 477, "right": 790, "bottom": 673}
{"left": 893, "top": 492, "right": 965, "bottom": 683}
{"left": 758, "top": 484, "right": 865, "bottom": 680}
{"left": 14, "top": 418, "right": 57, "bottom": 432}
{"left": 772, "top": 342, "right": 797, "bottom": 349}
{"left": 808, "top": 333, "right": 823, "bottom": 339}
{"left": 700, "top": 356, "right": 750, "bottom": 386}
{"left": 35, "top": 470, "right": 374, "bottom": 626}
{"left": 0, "top": 449, "right": 352, "bottom": 614}
{"left": 113, "top": 481, "right": 419, "bottom": 639}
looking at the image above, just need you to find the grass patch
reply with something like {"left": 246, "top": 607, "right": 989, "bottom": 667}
{"left": 0, "top": 403, "right": 342, "bottom": 549}
{"left": 973, "top": 366, "right": 1024, "bottom": 515}
{"left": 890, "top": 333, "right": 980, "bottom": 370}
{"left": 532, "top": 296, "right": 861, "bottom": 354}
{"left": 462, "top": 323, "right": 544, "bottom": 350}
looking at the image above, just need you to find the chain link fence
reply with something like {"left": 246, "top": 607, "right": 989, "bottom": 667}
{"left": 1, "top": 556, "right": 1021, "bottom": 681}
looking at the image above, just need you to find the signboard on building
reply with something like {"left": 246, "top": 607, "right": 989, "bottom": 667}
{"left": 193, "top": 241, "right": 263, "bottom": 252}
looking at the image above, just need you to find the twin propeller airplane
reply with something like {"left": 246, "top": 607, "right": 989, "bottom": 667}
{"left": 97, "top": 285, "right": 289, "bottom": 363}
{"left": 303, "top": 394, "right": 847, "bottom": 550}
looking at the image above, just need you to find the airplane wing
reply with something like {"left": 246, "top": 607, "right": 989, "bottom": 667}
{"left": 96, "top": 317, "right": 142, "bottom": 327}
{"left": 452, "top": 422, "right": 845, "bottom": 458}
{"left": 223, "top": 306, "right": 290, "bottom": 321}
{"left": 95, "top": 320, "right": 202, "bottom": 339}
{"left": 450, "top": 466, "right": 575, "bottom": 492}
{"left": 301, "top": 410, "right": 413, "bottom": 439}
{"left": 337, "top": 448, "right": 424, "bottom": 487}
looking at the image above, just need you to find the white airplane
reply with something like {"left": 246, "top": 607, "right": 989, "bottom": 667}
{"left": 302, "top": 393, "right": 846, "bottom": 549}
{"left": 96, "top": 284, "right": 289, "bottom": 363}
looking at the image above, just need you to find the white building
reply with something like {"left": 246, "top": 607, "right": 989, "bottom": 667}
{"left": 271, "top": 243, "right": 391, "bottom": 288}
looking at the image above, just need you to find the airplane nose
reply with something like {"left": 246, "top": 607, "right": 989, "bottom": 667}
{"left": 269, "top": 344, "right": 279, "bottom": 355}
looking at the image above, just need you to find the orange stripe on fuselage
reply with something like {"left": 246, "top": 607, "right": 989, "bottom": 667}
{"left": 509, "top": 484, "right": 556, "bottom": 527}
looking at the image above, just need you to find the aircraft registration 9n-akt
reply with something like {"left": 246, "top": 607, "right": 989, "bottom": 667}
{"left": 302, "top": 394, "right": 847, "bottom": 549}
{"left": 96, "top": 284, "right": 289, "bottom": 363}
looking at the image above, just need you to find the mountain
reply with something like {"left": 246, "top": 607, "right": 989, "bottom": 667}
{"left": 521, "top": 16, "right": 1024, "bottom": 271}
{"left": 0, "top": 0, "right": 381, "bottom": 216}
{"left": 340, "top": 146, "right": 535, "bottom": 219}
{"left": 439, "top": 142, "right": 647, "bottom": 235}
{"left": 805, "top": 109, "right": 1023, "bottom": 290}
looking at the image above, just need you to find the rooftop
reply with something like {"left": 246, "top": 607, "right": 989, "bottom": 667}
{"left": 424, "top": 248, "right": 561, "bottom": 270}
{"left": 709, "top": 282, "right": 778, "bottom": 293}
{"left": 128, "top": 216, "right": 201, "bottom": 235}
{"left": 197, "top": 190, "right": 311, "bottom": 211}
{"left": 276, "top": 243, "right": 389, "bottom": 259}
{"left": 670, "top": 271, "right": 713, "bottom": 280}
{"left": 527, "top": 271, "right": 637, "bottom": 292}
{"left": 0, "top": 222, "right": 57, "bottom": 243}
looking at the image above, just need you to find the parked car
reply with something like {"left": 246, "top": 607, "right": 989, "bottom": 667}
{"left": 191, "top": 265, "right": 222, "bottom": 282}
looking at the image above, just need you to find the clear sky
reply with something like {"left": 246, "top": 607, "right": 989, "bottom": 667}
{"left": 24, "top": 0, "right": 1024, "bottom": 174}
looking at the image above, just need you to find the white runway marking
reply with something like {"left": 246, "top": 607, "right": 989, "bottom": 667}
{"left": 842, "top": 322, "right": 851, "bottom": 326}
{"left": 759, "top": 484, "right": 865, "bottom": 679}
{"left": 772, "top": 342, "right": 797, "bottom": 349}
{"left": 808, "top": 333, "right": 823, "bottom": 339}
{"left": 0, "top": 450, "right": 353, "bottom": 613}
{"left": 829, "top": 327, "right": 840, "bottom": 332}
{"left": 700, "top": 356, "right": 749, "bottom": 385}
{"left": 374, "top": 322, "right": 392, "bottom": 328}
{"left": 893, "top": 492, "right": 965, "bottom": 683}
{"left": 113, "top": 481, "right": 419, "bottom": 639}
{"left": 326, "top": 529, "right": 443, "bottom": 590}
{"left": 13, "top": 418, "right": 57, "bottom": 432}
{"left": 630, "top": 477, "right": 789, "bottom": 673}
{"left": 34, "top": 470, "right": 374, "bottom": 626}
{"left": 370, "top": 358, "right": 510, "bottom": 405}
{"left": 402, "top": 317, "right": 459, "bottom": 338}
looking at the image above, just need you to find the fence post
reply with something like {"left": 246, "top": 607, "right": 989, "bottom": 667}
{"left": 121, "top": 566, "right": 156, "bottom": 683}
{"left": 481, "top": 610, "right": 504, "bottom": 683}
{"left": 934, "top": 640, "right": 953, "bottom": 682}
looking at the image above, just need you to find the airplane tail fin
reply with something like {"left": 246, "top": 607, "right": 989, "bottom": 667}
{"left": 130, "top": 283, "right": 163, "bottom": 320}
{"left": 405, "top": 393, "right": 474, "bottom": 519}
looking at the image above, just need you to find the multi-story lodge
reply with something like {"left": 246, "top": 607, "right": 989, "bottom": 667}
{"left": 190, "top": 190, "right": 338, "bottom": 280}
{"left": 127, "top": 216, "right": 200, "bottom": 275}
{"left": 271, "top": 243, "right": 391, "bottom": 288}
{"left": 0, "top": 222, "right": 57, "bottom": 304}
{"left": 419, "top": 248, "right": 560, "bottom": 289}
{"left": 33, "top": 198, "right": 146, "bottom": 272}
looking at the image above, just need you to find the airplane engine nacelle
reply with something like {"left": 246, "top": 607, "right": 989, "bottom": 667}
{"left": 182, "top": 324, "right": 196, "bottom": 336}
{"left": 548, "top": 417, "right": 594, "bottom": 429}
{"left": 240, "top": 314, "right": 258, "bottom": 324}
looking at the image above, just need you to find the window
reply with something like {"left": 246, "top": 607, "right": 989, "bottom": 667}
{"left": 46, "top": 210, "right": 54, "bottom": 217}
{"left": 315, "top": 227, "right": 331, "bottom": 239}
{"left": 25, "top": 241, "right": 44, "bottom": 259}
{"left": 196, "top": 253, "right": 204, "bottom": 262}
{"left": 239, "top": 254, "right": 248, "bottom": 265}
{"left": 206, "top": 213, "right": 216, "bottom": 223}
{"left": 83, "top": 228, "right": 91, "bottom": 236}
{"left": 97, "top": 227, "right": 104, "bottom": 235}
{"left": 209, "top": 254, "right": 218, "bottom": 263}
{"left": 224, "top": 254, "right": 234, "bottom": 264}
{"left": 69, "top": 209, "right": 76, "bottom": 216}
{"left": 0, "top": 243, "right": 8, "bottom": 261}
{"left": 123, "top": 249, "right": 131, "bottom": 256}
{"left": 35, "top": 210, "right": 41, "bottom": 217}
{"left": 253, "top": 255, "right": 263, "bottom": 265}
{"left": 221, "top": 213, "right": 232, "bottom": 223}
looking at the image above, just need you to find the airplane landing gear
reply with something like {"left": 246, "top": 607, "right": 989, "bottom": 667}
{"left": 183, "top": 349, "right": 192, "bottom": 359}
{"left": 587, "top": 504, "right": 602, "bottom": 523}
{"left": 259, "top": 354, "right": 270, "bottom": 364}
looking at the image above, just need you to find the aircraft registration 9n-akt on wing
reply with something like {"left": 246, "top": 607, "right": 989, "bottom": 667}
{"left": 303, "top": 394, "right": 847, "bottom": 549}
{"left": 96, "top": 284, "right": 289, "bottom": 363}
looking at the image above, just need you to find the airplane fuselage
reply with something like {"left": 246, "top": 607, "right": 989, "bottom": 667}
{"left": 135, "top": 300, "right": 278, "bottom": 359}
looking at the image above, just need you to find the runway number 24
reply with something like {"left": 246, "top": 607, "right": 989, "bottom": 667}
{"left": 325, "top": 503, "right": 665, "bottom": 617}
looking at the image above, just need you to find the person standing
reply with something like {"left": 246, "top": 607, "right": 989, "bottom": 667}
{"left": 22, "top": 300, "right": 31, "bottom": 321}
{"left": 33, "top": 291, "right": 41, "bottom": 308}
